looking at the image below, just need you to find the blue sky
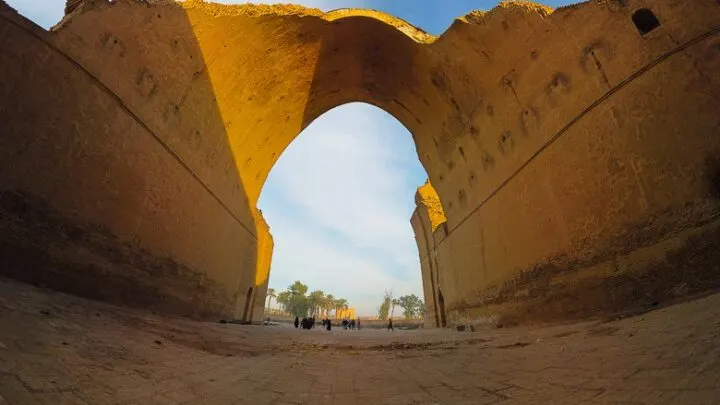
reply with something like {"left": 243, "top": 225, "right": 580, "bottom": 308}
{"left": 258, "top": 104, "right": 426, "bottom": 315}
{"left": 7, "top": 0, "right": 575, "bottom": 316}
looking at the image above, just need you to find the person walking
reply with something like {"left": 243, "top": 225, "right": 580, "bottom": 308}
{"left": 294, "top": 316, "right": 299, "bottom": 329}
{"left": 388, "top": 318, "right": 393, "bottom": 331}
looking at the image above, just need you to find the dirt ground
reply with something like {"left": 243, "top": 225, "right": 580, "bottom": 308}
{"left": 0, "top": 277, "right": 718, "bottom": 404}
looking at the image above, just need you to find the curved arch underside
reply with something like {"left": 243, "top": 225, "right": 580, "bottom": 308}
{"left": 0, "top": 0, "right": 719, "bottom": 323}
{"left": 54, "top": 0, "right": 557, "bottom": 211}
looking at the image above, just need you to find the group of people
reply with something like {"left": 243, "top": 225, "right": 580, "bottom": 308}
{"left": 340, "top": 318, "right": 358, "bottom": 330}
{"left": 293, "top": 316, "right": 361, "bottom": 331}
{"left": 294, "top": 316, "right": 316, "bottom": 330}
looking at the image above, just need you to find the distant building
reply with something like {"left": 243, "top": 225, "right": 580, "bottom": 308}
{"left": 334, "top": 308, "right": 356, "bottom": 320}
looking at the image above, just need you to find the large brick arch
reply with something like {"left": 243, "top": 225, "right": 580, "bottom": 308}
{"left": 0, "top": 0, "right": 718, "bottom": 324}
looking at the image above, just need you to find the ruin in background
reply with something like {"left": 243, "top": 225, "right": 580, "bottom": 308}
{"left": 0, "top": 0, "right": 718, "bottom": 327}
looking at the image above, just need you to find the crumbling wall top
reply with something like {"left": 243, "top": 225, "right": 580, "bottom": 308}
{"left": 58, "top": 0, "right": 565, "bottom": 44}
{"left": 416, "top": 181, "right": 446, "bottom": 232}
{"left": 457, "top": 1, "right": 554, "bottom": 25}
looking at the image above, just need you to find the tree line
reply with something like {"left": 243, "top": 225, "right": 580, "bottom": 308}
{"left": 377, "top": 291, "right": 424, "bottom": 320}
{"left": 266, "top": 281, "right": 350, "bottom": 318}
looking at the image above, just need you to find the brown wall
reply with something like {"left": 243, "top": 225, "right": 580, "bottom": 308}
{"left": 411, "top": 208, "right": 437, "bottom": 328}
{"left": 0, "top": 1, "right": 261, "bottom": 319}
{"left": 249, "top": 216, "right": 274, "bottom": 323}
{"left": 1, "top": 0, "right": 719, "bottom": 324}
{"left": 411, "top": 182, "right": 447, "bottom": 328}
{"left": 426, "top": 1, "right": 720, "bottom": 325}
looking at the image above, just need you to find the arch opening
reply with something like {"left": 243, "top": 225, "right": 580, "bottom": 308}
{"left": 257, "top": 102, "right": 445, "bottom": 320}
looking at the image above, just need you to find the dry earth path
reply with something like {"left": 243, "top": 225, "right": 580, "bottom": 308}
{"left": 0, "top": 277, "right": 718, "bottom": 404}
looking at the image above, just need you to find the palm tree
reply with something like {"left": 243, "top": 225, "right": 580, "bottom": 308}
{"left": 335, "top": 298, "right": 348, "bottom": 317}
{"left": 324, "top": 294, "right": 335, "bottom": 317}
{"left": 308, "top": 290, "right": 325, "bottom": 317}
{"left": 276, "top": 291, "right": 291, "bottom": 315}
{"left": 317, "top": 295, "right": 327, "bottom": 317}
{"left": 266, "top": 288, "right": 276, "bottom": 310}
{"left": 391, "top": 299, "right": 399, "bottom": 319}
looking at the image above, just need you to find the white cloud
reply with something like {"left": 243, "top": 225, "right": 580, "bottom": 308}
{"left": 266, "top": 212, "right": 420, "bottom": 315}
{"left": 270, "top": 106, "right": 418, "bottom": 259}
{"left": 259, "top": 103, "right": 428, "bottom": 316}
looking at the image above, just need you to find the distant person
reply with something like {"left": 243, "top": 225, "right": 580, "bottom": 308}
{"left": 350, "top": 319, "right": 355, "bottom": 330}
{"left": 294, "top": 316, "right": 299, "bottom": 329}
{"left": 388, "top": 318, "right": 393, "bottom": 331}
{"left": 326, "top": 319, "right": 332, "bottom": 331}
{"left": 357, "top": 319, "right": 361, "bottom": 330}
